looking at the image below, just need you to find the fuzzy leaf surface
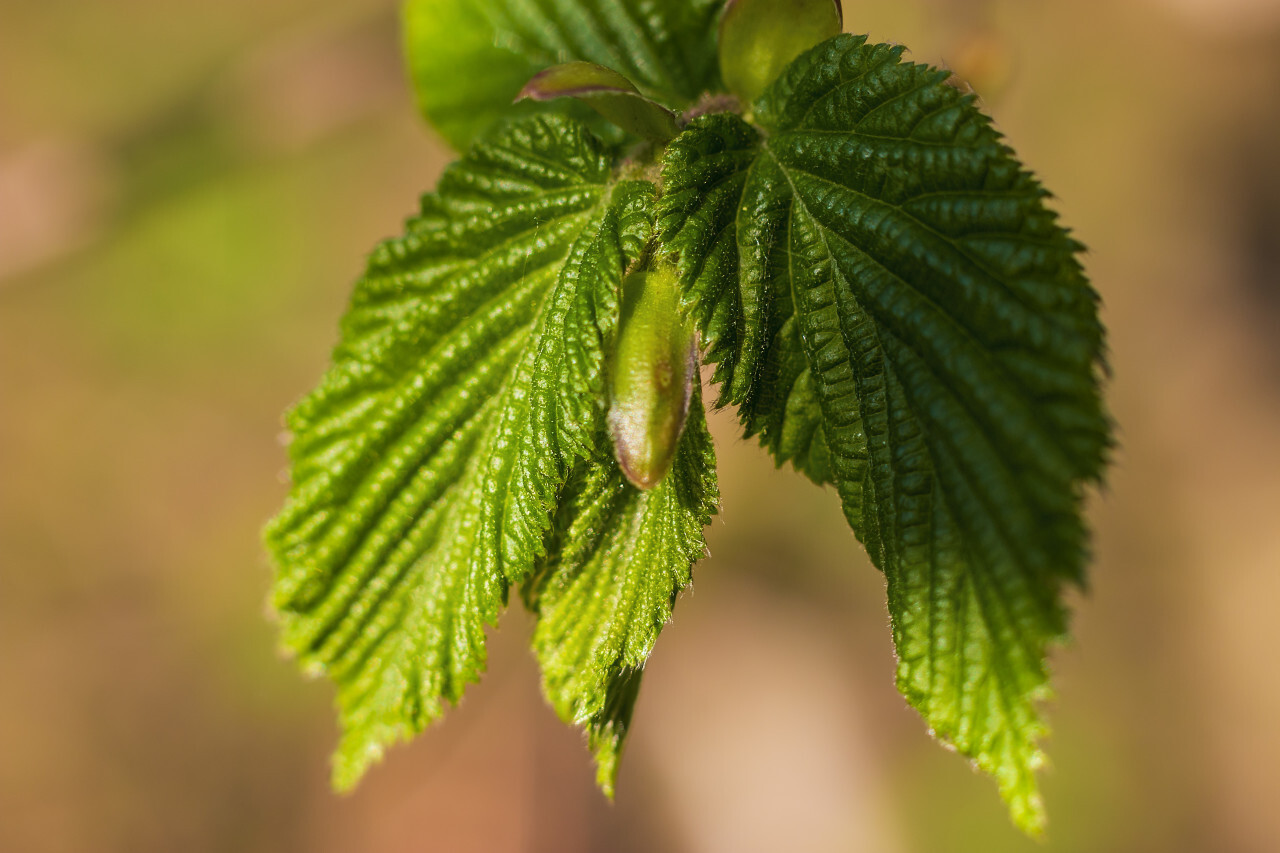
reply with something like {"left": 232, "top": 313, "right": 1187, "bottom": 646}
{"left": 405, "top": 0, "right": 725, "bottom": 149}
{"left": 657, "top": 34, "right": 1111, "bottom": 833}
{"left": 265, "top": 114, "right": 675, "bottom": 788}
{"left": 524, "top": 385, "right": 717, "bottom": 795}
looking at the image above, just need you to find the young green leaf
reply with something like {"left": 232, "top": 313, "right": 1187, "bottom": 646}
{"left": 718, "top": 0, "right": 843, "bottom": 103}
{"left": 525, "top": 388, "right": 718, "bottom": 795}
{"left": 265, "top": 114, "right": 670, "bottom": 788}
{"left": 405, "top": 0, "right": 726, "bottom": 149}
{"left": 657, "top": 35, "right": 1111, "bottom": 833}
{"left": 517, "top": 61, "right": 680, "bottom": 142}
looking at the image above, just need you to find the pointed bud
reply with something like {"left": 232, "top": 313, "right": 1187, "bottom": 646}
{"left": 607, "top": 266, "right": 699, "bottom": 490}
{"left": 517, "top": 61, "right": 680, "bottom": 142}
{"left": 719, "top": 0, "right": 843, "bottom": 103}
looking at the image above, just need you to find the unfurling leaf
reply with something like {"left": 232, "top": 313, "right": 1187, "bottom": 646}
{"left": 607, "top": 265, "right": 699, "bottom": 489}
{"left": 718, "top": 0, "right": 843, "bottom": 102}
{"left": 518, "top": 62, "right": 680, "bottom": 142}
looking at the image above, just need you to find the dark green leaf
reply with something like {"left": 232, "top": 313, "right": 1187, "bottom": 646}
{"left": 657, "top": 35, "right": 1110, "bottom": 833}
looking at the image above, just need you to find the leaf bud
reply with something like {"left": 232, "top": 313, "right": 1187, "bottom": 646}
{"left": 718, "top": 0, "right": 843, "bottom": 103}
{"left": 607, "top": 266, "right": 699, "bottom": 490}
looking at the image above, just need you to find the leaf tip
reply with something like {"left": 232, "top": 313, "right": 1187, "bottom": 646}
{"left": 331, "top": 742, "right": 379, "bottom": 794}
{"left": 594, "top": 744, "right": 622, "bottom": 801}
{"left": 331, "top": 719, "right": 416, "bottom": 794}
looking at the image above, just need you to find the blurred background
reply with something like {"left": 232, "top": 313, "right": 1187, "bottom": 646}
{"left": 3, "top": 0, "right": 1280, "bottom": 850}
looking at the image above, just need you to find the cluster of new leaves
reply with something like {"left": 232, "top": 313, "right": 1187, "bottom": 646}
{"left": 267, "top": 0, "right": 1109, "bottom": 835}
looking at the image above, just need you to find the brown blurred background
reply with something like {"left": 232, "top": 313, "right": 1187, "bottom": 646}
{"left": 3, "top": 0, "right": 1280, "bottom": 851}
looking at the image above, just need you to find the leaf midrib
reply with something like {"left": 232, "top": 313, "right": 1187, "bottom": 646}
{"left": 769, "top": 141, "right": 1059, "bottom": 710}
{"left": 766, "top": 145, "right": 1088, "bottom": 356}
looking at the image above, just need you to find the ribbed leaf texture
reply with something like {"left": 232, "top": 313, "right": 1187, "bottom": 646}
{"left": 274, "top": 16, "right": 1111, "bottom": 834}
{"left": 265, "top": 113, "right": 718, "bottom": 790}
{"left": 524, "top": 390, "right": 717, "bottom": 794}
{"left": 405, "top": 0, "right": 725, "bottom": 149}
{"left": 658, "top": 35, "right": 1110, "bottom": 832}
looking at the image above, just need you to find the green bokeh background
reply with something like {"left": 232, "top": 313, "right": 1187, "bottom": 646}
{"left": 3, "top": 1, "right": 1280, "bottom": 851}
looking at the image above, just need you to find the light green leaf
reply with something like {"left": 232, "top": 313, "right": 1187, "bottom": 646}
{"left": 657, "top": 35, "right": 1111, "bottom": 833}
{"left": 265, "top": 114, "right": 669, "bottom": 788}
{"left": 404, "top": 0, "right": 725, "bottom": 150}
{"left": 525, "top": 384, "right": 718, "bottom": 795}
{"left": 718, "top": 0, "right": 843, "bottom": 103}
